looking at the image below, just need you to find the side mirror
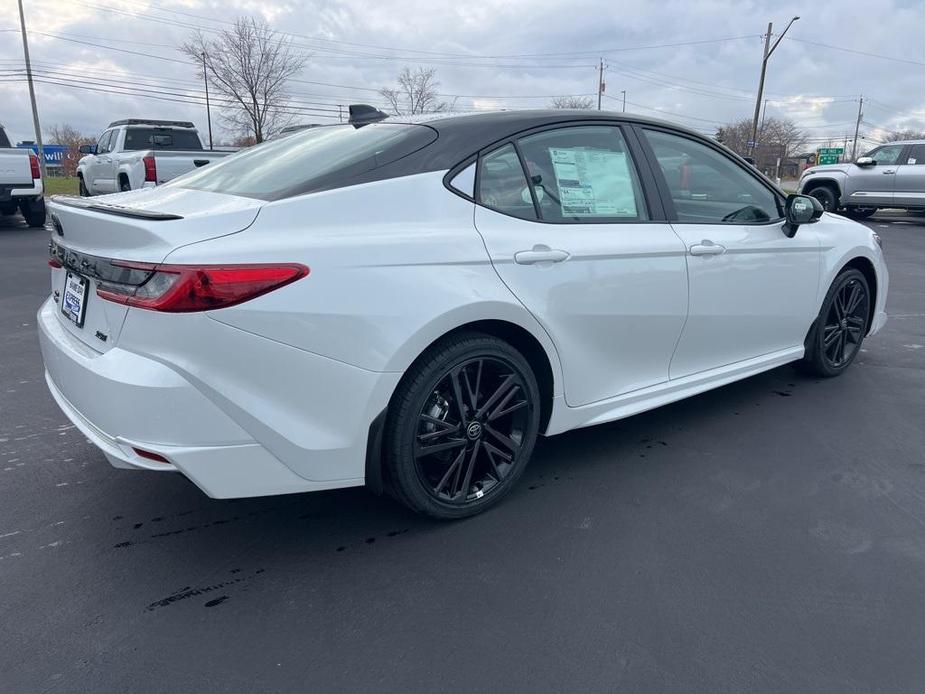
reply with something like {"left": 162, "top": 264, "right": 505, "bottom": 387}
{"left": 783, "top": 194, "right": 824, "bottom": 237}
{"left": 78, "top": 144, "right": 97, "bottom": 155}
{"left": 856, "top": 156, "right": 875, "bottom": 167}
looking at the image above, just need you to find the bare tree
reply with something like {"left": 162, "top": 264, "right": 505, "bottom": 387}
{"left": 46, "top": 123, "right": 92, "bottom": 176}
{"left": 883, "top": 128, "right": 925, "bottom": 142}
{"left": 379, "top": 67, "right": 454, "bottom": 116}
{"left": 715, "top": 116, "right": 806, "bottom": 173}
{"left": 549, "top": 96, "right": 594, "bottom": 110}
{"left": 181, "top": 18, "right": 307, "bottom": 143}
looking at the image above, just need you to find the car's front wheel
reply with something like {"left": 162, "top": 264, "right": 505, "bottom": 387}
{"left": 385, "top": 333, "right": 541, "bottom": 519}
{"left": 78, "top": 176, "right": 89, "bottom": 197}
{"left": 801, "top": 269, "right": 870, "bottom": 377}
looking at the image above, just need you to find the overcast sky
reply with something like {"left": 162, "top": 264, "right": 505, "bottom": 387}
{"left": 2, "top": 0, "right": 924, "bottom": 150}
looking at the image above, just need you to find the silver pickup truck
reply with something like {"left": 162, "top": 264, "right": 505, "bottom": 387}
{"left": 0, "top": 123, "right": 45, "bottom": 227}
{"left": 76, "top": 119, "right": 234, "bottom": 196}
{"left": 799, "top": 140, "right": 925, "bottom": 218}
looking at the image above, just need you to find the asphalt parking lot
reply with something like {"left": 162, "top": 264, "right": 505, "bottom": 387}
{"left": 1, "top": 210, "right": 924, "bottom": 693}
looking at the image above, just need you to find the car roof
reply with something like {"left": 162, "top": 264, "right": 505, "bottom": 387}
{"left": 372, "top": 108, "right": 715, "bottom": 173}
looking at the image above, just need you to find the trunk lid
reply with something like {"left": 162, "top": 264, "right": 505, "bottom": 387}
{"left": 47, "top": 187, "right": 263, "bottom": 352}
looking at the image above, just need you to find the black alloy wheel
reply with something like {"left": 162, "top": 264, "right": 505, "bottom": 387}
{"left": 802, "top": 269, "right": 870, "bottom": 377}
{"left": 385, "top": 334, "right": 540, "bottom": 519}
{"left": 807, "top": 185, "right": 838, "bottom": 212}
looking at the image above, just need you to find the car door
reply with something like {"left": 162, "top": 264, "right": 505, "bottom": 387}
{"left": 845, "top": 144, "right": 906, "bottom": 207}
{"left": 87, "top": 130, "right": 115, "bottom": 194}
{"left": 472, "top": 124, "right": 689, "bottom": 407}
{"left": 892, "top": 143, "right": 925, "bottom": 208}
{"left": 638, "top": 127, "right": 821, "bottom": 380}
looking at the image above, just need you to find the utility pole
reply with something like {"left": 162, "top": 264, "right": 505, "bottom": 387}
{"left": 597, "top": 58, "right": 604, "bottom": 110}
{"left": 621, "top": 89, "right": 626, "bottom": 112}
{"left": 17, "top": 0, "right": 46, "bottom": 179}
{"left": 749, "top": 16, "right": 799, "bottom": 158}
{"left": 851, "top": 96, "right": 864, "bottom": 160}
{"left": 202, "top": 52, "right": 213, "bottom": 150}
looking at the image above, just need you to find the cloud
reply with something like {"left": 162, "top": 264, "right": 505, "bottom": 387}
{"left": 1, "top": 0, "right": 923, "bottom": 147}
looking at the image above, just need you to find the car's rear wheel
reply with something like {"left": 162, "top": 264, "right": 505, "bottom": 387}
{"left": 19, "top": 198, "right": 46, "bottom": 228}
{"left": 845, "top": 206, "right": 876, "bottom": 220}
{"left": 384, "top": 333, "right": 541, "bottom": 519}
{"left": 119, "top": 177, "right": 131, "bottom": 192}
{"left": 806, "top": 185, "right": 838, "bottom": 212}
{"left": 801, "top": 269, "right": 870, "bottom": 377}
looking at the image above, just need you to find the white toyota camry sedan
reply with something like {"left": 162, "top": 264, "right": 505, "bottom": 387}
{"left": 39, "top": 107, "right": 889, "bottom": 519}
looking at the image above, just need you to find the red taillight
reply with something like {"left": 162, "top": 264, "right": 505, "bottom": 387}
{"left": 96, "top": 263, "right": 309, "bottom": 312}
{"left": 48, "top": 258, "right": 63, "bottom": 268}
{"left": 143, "top": 155, "right": 156, "bottom": 183}
{"left": 29, "top": 153, "right": 41, "bottom": 179}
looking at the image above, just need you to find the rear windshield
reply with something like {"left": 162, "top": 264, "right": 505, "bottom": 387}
{"left": 123, "top": 127, "right": 203, "bottom": 151}
{"left": 167, "top": 123, "right": 438, "bottom": 201}
{"left": 0, "top": 129, "right": 11, "bottom": 148}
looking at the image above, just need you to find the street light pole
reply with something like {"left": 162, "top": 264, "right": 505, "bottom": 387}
{"left": 749, "top": 16, "right": 799, "bottom": 158}
{"left": 17, "top": 0, "right": 46, "bottom": 180}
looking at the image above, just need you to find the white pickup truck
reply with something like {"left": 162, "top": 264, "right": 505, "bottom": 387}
{"left": 0, "top": 123, "right": 45, "bottom": 227}
{"left": 77, "top": 119, "right": 234, "bottom": 196}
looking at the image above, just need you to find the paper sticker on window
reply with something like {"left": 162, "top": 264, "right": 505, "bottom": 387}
{"left": 549, "top": 147, "right": 637, "bottom": 217}
{"left": 909, "top": 158, "right": 917, "bottom": 165}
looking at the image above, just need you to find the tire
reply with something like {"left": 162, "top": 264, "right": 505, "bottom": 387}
{"left": 19, "top": 198, "right": 46, "bottom": 228}
{"left": 384, "top": 332, "right": 541, "bottom": 519}
{"left": 807, "top": 185, "right": 838, "bottom": 212}
{"left": 801, "top": 269, "right": 870, "bottom": 377}
{"left": 119, "top": 177, "right": 131, "bottom": 192}
{"left": 845, "top": 207, "right": 876, "bottom": 220}
{"left": 78, "top": 176, "right": 89, "bottom": 197}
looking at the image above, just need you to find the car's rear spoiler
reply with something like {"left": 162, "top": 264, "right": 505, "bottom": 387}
{"left": 50, "top": 195, "right": 184, "bottom": 221}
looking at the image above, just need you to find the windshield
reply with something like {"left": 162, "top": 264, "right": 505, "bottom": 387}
{"left": 123, "top": 128, "right": 203, "bottom": 152}
{"left": 167, "top": 123, "right": 438, "bottom": 201}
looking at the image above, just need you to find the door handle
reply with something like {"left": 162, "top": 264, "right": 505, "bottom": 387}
{"left": 882, "top": 170, "right": 896, "bottom": 174}
{"left": 689, "top": 240, "right": 726, "bottom": 256}
{"left": 514, "top": 244, "right": 570, "bottom": 265}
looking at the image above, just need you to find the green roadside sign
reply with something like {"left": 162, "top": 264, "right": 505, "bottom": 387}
{"left": 818, "top": 154, "right": 839, "bottom": 164}
{"left": 818, "top": 147, "right": 844, "bottom": 156}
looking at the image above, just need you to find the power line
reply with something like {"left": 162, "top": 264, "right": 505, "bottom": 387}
{"left": 785, "top": 36, "right": 925, "bottom": 68}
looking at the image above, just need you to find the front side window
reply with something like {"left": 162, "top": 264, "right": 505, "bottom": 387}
{"left": 865, "top": 145, "right": 903, "bottom": 165}
{"left": 477, "top": 144, "right": 537, "bottom": 221}
{"left": 169, "top": 123, "right": 438, "bottom": 201}
{"left": 123, "top": 128, "right": 203, "bottom": 151}
{"left": 906, "top": 144, "right": 925, "bottom": 165}
{"left": 643, "top": 129, "right": 782, "bottom": 224}
{"left": 516, "top": 126, "right": 648, "bottom": 222}
{"left": 96, "top": 130, "right": 114, "bottom": 154}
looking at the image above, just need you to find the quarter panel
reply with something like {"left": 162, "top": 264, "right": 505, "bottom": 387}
{"left": 166, "top": 172, "right": 563, "bottom": 387}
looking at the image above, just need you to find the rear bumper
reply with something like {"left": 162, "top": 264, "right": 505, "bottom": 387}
{"left": 37, "top": 296, "right": 397, "bottom": 498}
{"left": 2, "top": 180, "right": 43, "bottom": 202}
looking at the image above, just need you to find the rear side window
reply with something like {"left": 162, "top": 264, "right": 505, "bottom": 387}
{"left": 477, "top": 144, "right": 537, "bottom": 221}
{"left": 169, "top": 123, "right": 437, "bottom": 201}
{"left": 0, "top": 129, "right": 11, "bottom": 148}
{"left": 907, "top": 144, "right": 925, "bottom": 165}
{"left": 123, "top": 128, "right": 203, "bottom": 151}
{"left": 643, "top": 129, "right": 782, "bottom": 224}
